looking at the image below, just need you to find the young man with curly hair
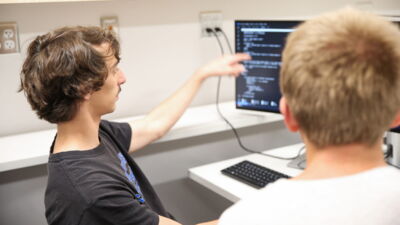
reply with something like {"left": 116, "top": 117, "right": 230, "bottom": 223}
{"left": 20, "top": 26, "right": 250, "bottom": 225}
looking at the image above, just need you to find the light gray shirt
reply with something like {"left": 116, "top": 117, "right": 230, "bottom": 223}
{"left": 219, "top": 166, "right": 400, "bottom": 225}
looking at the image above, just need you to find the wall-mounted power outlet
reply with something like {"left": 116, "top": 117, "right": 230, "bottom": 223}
{"left": 0, "top": 22, "right": 19, "bottom": 54}
{"left": 4, "top": 40, "right": 16, "bottom": 50}
{"left": 3, "top": 29, "right": 14, "bottom": 39}
{"left": 199, "top": 11, "right": 223, "bottom": 37}
{"left": 101, "top": 16, "right": 119, "bottom": 38}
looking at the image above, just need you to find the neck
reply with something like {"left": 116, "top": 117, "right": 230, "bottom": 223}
{"left": 294, "top": 139, "right": 387, "bottom": 180}
{"left": 53, "top": 110, "right": 101, "bottom": 153}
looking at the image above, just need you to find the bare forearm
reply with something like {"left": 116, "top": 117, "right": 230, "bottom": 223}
{"left": 128, "top": 54, "right": 250, "bottom": 152}
{"left": 144, "top": 53, "right": 250, "bottom": 136}
{"left": 128, "top": 73, "right": 206, "bottom": 152}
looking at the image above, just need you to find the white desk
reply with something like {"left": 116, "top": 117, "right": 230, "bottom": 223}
{"left": 0, "top": 101, "right": 283, "bottom": 172}
{"left": 188, "top": 143, "right": 304, "bottom": 202}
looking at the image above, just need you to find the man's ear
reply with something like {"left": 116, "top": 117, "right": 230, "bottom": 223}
{"left": 279, "top": 97, "right": 299, "bottom": 132}
{"left": 84, "top": 93, "right": 91, "bottom": 101}
{"left": 389, "top": 111, "right": 400, "bottom": 129}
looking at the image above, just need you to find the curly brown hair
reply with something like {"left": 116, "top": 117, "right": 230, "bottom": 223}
{"left": 20, "top": 26, "right": 120, "bottom": 123}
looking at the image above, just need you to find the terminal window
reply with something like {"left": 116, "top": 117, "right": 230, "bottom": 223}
{"left": 235, "top": 20, "right": 301, "bottom": 113}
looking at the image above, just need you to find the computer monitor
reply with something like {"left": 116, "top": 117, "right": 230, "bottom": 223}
{"left": 235, "top": 20, "right": 302, "bottom": 114}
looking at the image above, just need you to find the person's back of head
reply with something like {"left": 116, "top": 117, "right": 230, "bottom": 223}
{"left": 20, "top": 26, "right": 120, "bottom": 123}
{"left": 280, "top": 8, "right": 400, "bottom": 148}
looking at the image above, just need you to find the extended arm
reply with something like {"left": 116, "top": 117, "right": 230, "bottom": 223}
{"left": 128, "top": 53, "right": 250, "bottom": 152}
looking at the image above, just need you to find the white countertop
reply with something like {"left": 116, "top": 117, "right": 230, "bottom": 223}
{"left": 188, "top": 143, "right": 304, "bottom": 202}
{"left": 0, "top": 101, "right": 283, "bottom": 172}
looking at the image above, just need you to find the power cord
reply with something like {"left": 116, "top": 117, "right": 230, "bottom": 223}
{"left": 384, "top": 145, "right": 400, "bottom": 169}
{"left": 206, "top": 27, "right": 302, "bottom": 160}
{"left": 382, "top": 137, "right": 400, "bottom": 169}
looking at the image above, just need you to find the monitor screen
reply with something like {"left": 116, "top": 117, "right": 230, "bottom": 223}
{"left": 235, "top": 20, "right": 302, "bottom": 113}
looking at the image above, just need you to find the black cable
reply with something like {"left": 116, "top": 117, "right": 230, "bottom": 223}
{"left": 296, "top": 146, "right": 306, "bottom": 170}
{"left": 215, "top": 27, "right": 233, "bottom": 54}
{"left": 387, "top": 161, "right": 400, "bottom": 169}
{"left": 206, "top": 28, "right": 225, "bottom": 113}
{"left": 383, "top": 136, "right": 400, "bottom": 169}
{"left": 208, "top": 27, "right": 301, "bottom": 160}
{"left": 385, "top": 144, "right": 393, "bottom": 159}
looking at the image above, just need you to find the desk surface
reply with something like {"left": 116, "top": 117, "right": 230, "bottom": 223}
{"left": 0, "top": 101, "right": 283, "bottom": 172}
{"left": 188, "top": 143, "right": 304, "bottom": 202}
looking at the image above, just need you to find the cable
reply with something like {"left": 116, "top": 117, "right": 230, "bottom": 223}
{"left": 214, "top": 27, "right": 233, "bottom": 54}
{"left": 383, "top": 136, "right": 400, "bottom": 169}
{"left": 295, "top": 146, "right": 306, "bottom": 170}
{"left": 207, "top": 27, "right": 301, "bottom": 160}
{"left": 205, "top": 28, "right": 225, "bottom": 121}
{"left": 387, "top": 161, "right": 400, "bottom": 169}
{"left": 384, "top": 144, "right": 393, "bottom": 160}
{"left": 383, "top": 144, "right": 400, "bottom": 169}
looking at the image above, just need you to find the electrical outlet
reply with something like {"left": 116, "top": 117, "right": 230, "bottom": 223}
{"left": 199, "top": 11, "right": 223, "bottom": 37}
{"left": 3, "top": 29, "right": 14, "bottom": 39}
{"left": 0, "top": 22, "right": 19, "bottom": 54}
{"left": 101, "top": 16, "right": 119, "bottom": 38}
{"left": 4, "top": 40, "right": 15, "bottom": 50}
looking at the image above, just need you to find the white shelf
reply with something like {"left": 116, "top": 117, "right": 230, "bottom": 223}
{"left": 0, "top": 101, "right": 283, "bottom": 173}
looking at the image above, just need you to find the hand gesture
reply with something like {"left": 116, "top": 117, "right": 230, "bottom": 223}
{"left": 195, "top": 53, "right": 251, "bottom": 81}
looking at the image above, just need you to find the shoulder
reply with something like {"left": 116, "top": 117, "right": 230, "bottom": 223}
{"left": 100, "top": 120, "right": 132, "bottom": 135}
{"left": 365, "top": 166, "right": 400, "bottom": 193}
{"left": 100, "top": 120, "right": 132, "bottom": 151}
{"left": 350, "top": 166, "right": 400, "bottom": 187}
{"left": 377, "top": 165, "right": 400, "bottom": 176}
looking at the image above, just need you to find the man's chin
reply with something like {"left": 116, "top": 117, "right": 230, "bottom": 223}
{"left": 102, "top": 106, "right": 116, "bottom": 116}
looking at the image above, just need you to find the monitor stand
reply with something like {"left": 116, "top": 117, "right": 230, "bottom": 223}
{"left": 287, "top": 153, "right": 306, "bottom": 170}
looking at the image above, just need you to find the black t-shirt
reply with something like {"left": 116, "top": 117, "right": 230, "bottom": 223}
{"left": 45, "top": 120, "right": 172, "bottom": 225}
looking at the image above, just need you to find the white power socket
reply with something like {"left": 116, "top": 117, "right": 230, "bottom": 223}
{"left": 4, "top": 40, "right": 15, "bottom": 50}
{"left": 3, "top": 29, "right": 14, "bottom": 39}
{"left": 0, "top": 22, "right": 19, "bottom": 54}
{"left": 199, "top": 11, "right": 223, "bottom": 37}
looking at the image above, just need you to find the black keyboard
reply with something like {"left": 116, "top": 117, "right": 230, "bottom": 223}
{"left": 221, "top": 160, "right": 290, "bottom": 188}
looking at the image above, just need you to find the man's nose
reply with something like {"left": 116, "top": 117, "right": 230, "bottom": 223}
{"left": 119, "top": 70, "right": 126, "bottom": 84}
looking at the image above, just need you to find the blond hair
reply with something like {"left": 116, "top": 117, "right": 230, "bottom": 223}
{"left": 280, "top": 8, "right": 400, "bottom": 148}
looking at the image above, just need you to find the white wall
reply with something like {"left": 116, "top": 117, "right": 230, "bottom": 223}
{"left": 0, "top": 0, "right": 399, "bottom": 225}
{"left": 1, "top": 0, "right": 399, "bottom": 137}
